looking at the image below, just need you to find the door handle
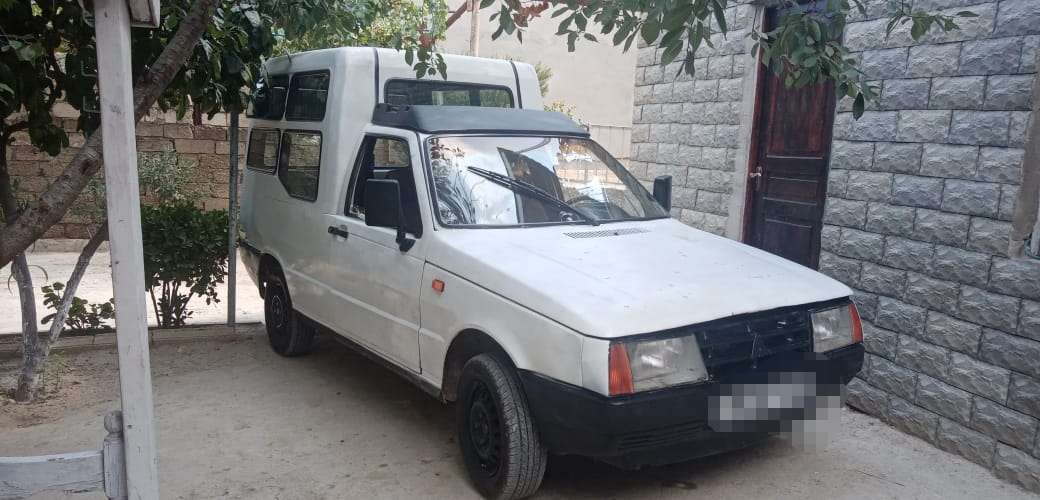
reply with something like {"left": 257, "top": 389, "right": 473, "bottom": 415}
{"left": 327, "top": 226, "right": 350, "bottom": 239}
{"left": 749, "top": 165, "right": 764, "bottom": 190}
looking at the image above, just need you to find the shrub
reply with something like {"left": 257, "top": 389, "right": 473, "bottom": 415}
{"left": 40, "top": 282, "right": 115, "bottom": 334}
{"left": 141, "top": 201, "right": 228, "bottom": 328}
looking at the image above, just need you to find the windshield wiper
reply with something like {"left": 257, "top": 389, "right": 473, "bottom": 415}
{"left": 466, "top": 166, "right": 599, "bottom": 226}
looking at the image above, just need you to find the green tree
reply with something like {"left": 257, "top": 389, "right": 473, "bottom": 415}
{"left": 0, "top": 0, "right": 452, "bottom": 401}
{"left": 275, "top": 0, "right": 449, "bottom": 54}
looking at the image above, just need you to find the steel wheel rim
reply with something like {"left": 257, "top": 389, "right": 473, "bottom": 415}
{"left": 468, "top": 380, "right": 501, "bottom": 476}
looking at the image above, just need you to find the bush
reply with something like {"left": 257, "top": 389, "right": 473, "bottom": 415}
{"left": 40, "top": 282, "right": 115, "bottom": 334}
{"left": 141, "top": 201, "right": 228, "bottom": 328}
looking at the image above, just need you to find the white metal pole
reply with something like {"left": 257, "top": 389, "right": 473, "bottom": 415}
{"left": 94, "top": 0, "right": 160, "bottom": 498}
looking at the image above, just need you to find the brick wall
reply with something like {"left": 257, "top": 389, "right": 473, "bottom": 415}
{"left": 631, "top": 0, "right": 1040, "bottom": 491}
{"left": 627, "top": 2, "right": 757, "bottom": 235}
{"left": 825, "top": 0, "right": 1040, "bottom": 491}
{"left": 6, "top": 106, "right": 244, "bottom": 238}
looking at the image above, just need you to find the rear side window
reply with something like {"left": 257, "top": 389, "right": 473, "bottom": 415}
{"left": 247, "top": 74, "right": 289, "bottom": 120}
{"left": 286, "top": 71, "right": 330, "bottom": 121}
{"left": 245, "top": 129, "right": 280, "bottom": 174}
{"left": 278, "top": 131, "right": 322, "bottom": 201}
{"left": 384, "top": 80, "right": 513, "bottom": 108}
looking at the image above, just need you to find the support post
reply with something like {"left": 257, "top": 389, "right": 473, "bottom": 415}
{"left": 469, "top": 0, "right": 480, "bottom": 56}
{"left": 226, "top": 111, "right": 239, "bottom": 326}
{"left": 94, "top": 0, "right": 160, "bottom": 498}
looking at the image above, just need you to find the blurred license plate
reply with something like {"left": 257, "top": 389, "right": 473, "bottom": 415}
{"left": 708, "top": 372, "right": 842, "bottom": 433}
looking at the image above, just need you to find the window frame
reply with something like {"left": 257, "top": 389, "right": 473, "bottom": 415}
{"left": 383, "top": 79, "right": 515, "bottom": 108}
{"left": 285, "top": 70, "right": 331, "bottom": 122}
{"left": 247, "top": 74, "right": 290, "bottom": 120}
{"left": 277, "top": 129, "right": 324, "bottom": 203}
{"left": 245, "top": 128, "right": 281, "bottom": 175}
{"left": 345, "top": 134, "right": 414, "bottom": 218}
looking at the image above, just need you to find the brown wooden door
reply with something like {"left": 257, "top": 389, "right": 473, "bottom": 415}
{"left": 744, "top": 8, "right": 837, "bottom": 268}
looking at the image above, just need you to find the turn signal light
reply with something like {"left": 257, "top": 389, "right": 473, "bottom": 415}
{"left": 608, "top": 343, "right": 635, "bottom": 396}
{"left": 431, "top": 279, "right": 445, "bottom": 293}
{"left": 850, "top": 302, "right": 863, "bottom": 344}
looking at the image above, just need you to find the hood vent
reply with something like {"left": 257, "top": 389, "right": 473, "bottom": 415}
{"left": 564, "top": 227, "right": 649, "bottom": 239}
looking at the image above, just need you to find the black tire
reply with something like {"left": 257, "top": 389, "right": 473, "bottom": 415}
{"left": 263, "top": 271, "right": 315, "bottom": 356}
{"left": 457, "top": 354, "right": 547, "bottom": 499}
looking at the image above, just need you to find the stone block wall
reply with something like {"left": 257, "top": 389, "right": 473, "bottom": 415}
{"left": 630, "top": 0, "right": 1040, "bottom": 491}
{"left": 627, "top": 2, "right": 757, "bottom": 235}
{"left": 6, "top": 107, "right": 245, "bottom": 238}
{"left": 826, "top": 0, "right": 1040, "bottom": 491}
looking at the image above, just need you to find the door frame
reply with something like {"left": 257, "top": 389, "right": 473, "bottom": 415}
{"left": 734, "top": 3, "right": 838, "bottom": 269}
{"left": 738, "top": 29, "right": 771, "bottom": 244}
{"left": 723, "top": 4, "right": 769, "bottom": 241}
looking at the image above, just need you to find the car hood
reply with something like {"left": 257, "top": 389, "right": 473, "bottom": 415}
{"left": 428, "top": 218, "right": 851, "bottom": 339}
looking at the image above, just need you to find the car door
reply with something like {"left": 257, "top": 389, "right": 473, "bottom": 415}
{"left": 323, "top": 133, "right": 426, "bottom": 371}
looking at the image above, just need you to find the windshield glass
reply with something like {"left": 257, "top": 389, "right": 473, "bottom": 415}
{"left": 427, "top": 136, "right": 668, "bottom": 226}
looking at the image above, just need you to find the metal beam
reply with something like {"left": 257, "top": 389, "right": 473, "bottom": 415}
{"left": 94, "top": 0, "right": 160, "bottom": 497}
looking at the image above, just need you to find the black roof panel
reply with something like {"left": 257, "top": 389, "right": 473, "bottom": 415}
{"left": 371, "top": 104, "right": 589, "bottom": 136}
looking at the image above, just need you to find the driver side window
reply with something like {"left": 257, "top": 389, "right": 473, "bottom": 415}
{"left": 346, "top": 136, "right": 422, "bottom": 236}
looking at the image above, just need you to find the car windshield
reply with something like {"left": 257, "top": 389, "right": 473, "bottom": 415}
{"left": 427, "top": 136, "right": 668, "bottom": 226}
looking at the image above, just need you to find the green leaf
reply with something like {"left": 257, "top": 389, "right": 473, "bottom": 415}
{"left": 660, "top": 42, "right": 682, "bottom": 65}
{"left": 852, "top": 92, "right": 865, "bottom": 118}
{"left": 244, "top": 10, "right": 261, "bottom": 28}
{"left": 711, "top": 0, "right": 727, "bottom": 33}
{"left": 640, "top": 20, "right": 661, "bottom": 44}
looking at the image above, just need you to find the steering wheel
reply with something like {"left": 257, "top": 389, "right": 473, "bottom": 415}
{"left": 565, "top": 195, "right": 628, "bottom": 219}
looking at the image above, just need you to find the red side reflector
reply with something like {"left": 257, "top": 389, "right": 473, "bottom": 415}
{"left": 431, "top": 279, "right": 445, "bottom": 293}
{"left": 608, "top": 343, "right": 635, "bottom": 396}
{"left": 849, "top": 302, "right": 863, "bottom": 344}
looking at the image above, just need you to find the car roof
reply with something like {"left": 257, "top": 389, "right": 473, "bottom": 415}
{"left": 370, "top": 104, "right": 590, "bottom": 137}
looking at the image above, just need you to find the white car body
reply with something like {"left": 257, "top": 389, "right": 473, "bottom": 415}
{"left": 238, "top": 47, "right": 853, "bottom": 400}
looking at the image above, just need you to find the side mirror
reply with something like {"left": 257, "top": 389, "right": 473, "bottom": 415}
{"left": 653, "top": 175, "right": 672, "bottom": 212}
{"left": 363, "top": 179, "right": 415, "bottom": 252}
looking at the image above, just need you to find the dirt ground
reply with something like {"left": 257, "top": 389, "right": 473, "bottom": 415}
{"left": 2, "top": 331, "right": 1037, "bottom": 500}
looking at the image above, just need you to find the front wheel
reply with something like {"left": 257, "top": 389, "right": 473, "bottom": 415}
{"left": 263, "top": 272, "right": 315, "bottom": 356}
{"left": 457, "top": 354, "right": 547, "bottom": 499}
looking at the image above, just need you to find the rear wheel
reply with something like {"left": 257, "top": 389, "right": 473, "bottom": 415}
{"left": 263, "top": 271, "right": 315, "bottom": 356}
{"left": 457, "top": 354, "right": 547, "bottom": 499}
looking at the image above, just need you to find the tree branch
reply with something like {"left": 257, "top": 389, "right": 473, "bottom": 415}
{"left": 0, "top": 0, "right": 219, "bottom": 268}
{"left": 445, "top": 1, "right": 470, "bottom": 28}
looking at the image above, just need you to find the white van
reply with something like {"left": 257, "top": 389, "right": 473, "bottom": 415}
{"left": 239, "top": 48, "right": 864, "bottom": 500}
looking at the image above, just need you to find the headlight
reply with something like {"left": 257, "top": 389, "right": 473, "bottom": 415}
{"left": 811, "top": 302, "right": 863, "bottom": 353}
{"left": 608, "top": 336, "right": 706, "bottom": 395}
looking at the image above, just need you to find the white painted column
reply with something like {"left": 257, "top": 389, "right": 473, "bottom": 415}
{"left": 94, "top": 0, "right": 160, "bottom": 497}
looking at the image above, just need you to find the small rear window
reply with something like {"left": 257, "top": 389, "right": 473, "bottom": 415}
{"left": 278, "top": 131, "right": 322, "bottom": 201}
{"left": 385, "top": 80, "right": 513, "bottom": 108}
{"left": 246, "top": 129, "right": 280, "bottom": 174}
{"left": 286, "top": 71, "right": 330, "bottom": 121}
{"left": 247, "top": 74, "right": 289, "bottom": 120}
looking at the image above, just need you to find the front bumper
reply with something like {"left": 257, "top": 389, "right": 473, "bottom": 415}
{"left": 519, "top": 343, "right": 864, "bottom": 469}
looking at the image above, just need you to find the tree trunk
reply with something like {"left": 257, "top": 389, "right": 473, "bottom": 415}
{"left": 10, "top": 223, "right": 110, "bottom": 401}
{"left": 1, "top": 140, "right": 41, "bottom": 402}
{"left": 11, "top": 254, "right": 39, "bottom": 402}
{"left": 47, "top": 224, "right": 109, "bottom": 345}
{"left": 0, "top": 0, "right": 219, "bottom": 268}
